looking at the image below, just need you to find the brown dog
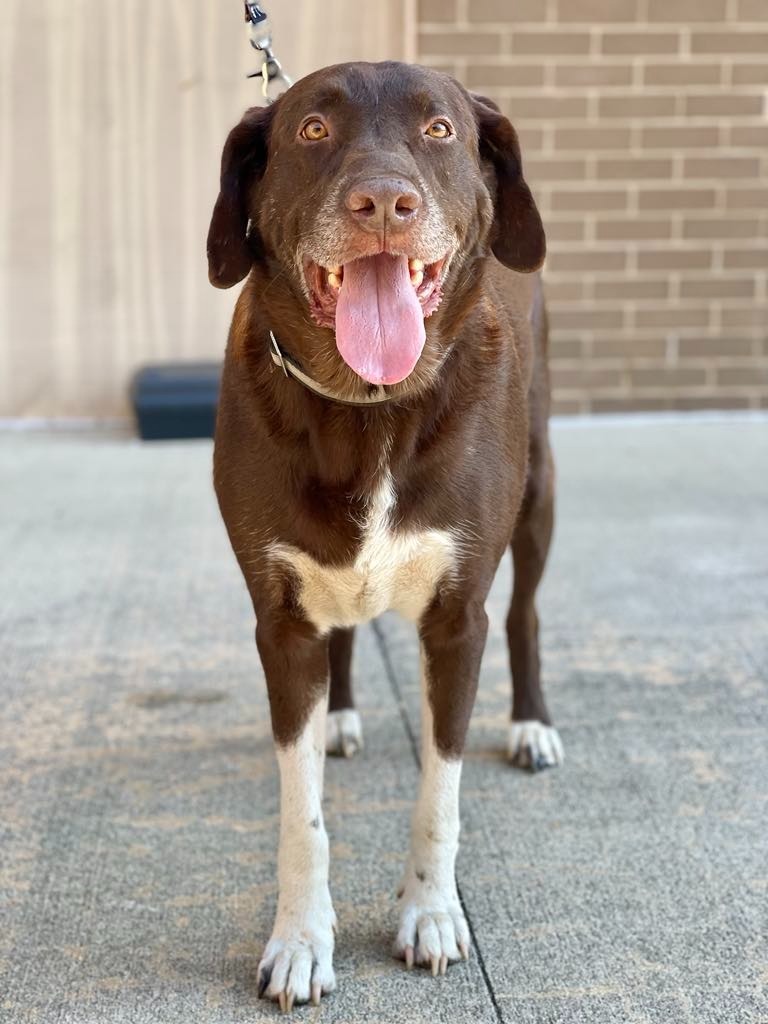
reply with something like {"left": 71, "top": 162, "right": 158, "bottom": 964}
{"left": 207, "top": 61, "right": 562, "bottom": 1009}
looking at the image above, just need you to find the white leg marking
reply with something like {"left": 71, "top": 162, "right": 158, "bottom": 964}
{"left": 325, "top": 708, "right": 364, "bottom": 759}
{"left": 258, "top": 700, "right": 336, "bottom": 1009}
{"left": 394, "top": 655, "right": 470, "bottom": 974}
{"left": 508, "top": 719, "right": 564, "bottom": 771}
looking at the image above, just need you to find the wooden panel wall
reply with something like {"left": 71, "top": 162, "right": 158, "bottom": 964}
{"left": 0, "top": 1, "right": 412, "bottom": 417}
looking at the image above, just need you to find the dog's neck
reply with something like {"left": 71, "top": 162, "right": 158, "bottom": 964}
{"left": 232, "top": 264, "right": 501, "bottom": 489}
{"left": 268, "top": 331, "right": 394, "bottom": 407}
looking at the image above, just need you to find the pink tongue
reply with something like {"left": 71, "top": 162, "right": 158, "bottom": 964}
{"left": 334, "top": 253, "right": 425, "bottom": 385}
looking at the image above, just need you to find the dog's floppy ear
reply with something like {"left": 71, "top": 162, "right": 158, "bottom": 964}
{"left": 207, "top": 104, "right": 276, "bottom": 289}
{"left": 473, "top": 94, "right": 545, "bottom": 273}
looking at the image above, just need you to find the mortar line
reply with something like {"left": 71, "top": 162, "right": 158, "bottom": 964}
{"left": 370, "top": 617, "right": 506, "bottom": 1024}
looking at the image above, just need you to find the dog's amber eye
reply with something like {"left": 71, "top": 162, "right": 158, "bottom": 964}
{"left": 301, "top": 119, "right": 329, "bottom": 141}
{"left": 426, "top": 120, "right": 452, "bottom": 139}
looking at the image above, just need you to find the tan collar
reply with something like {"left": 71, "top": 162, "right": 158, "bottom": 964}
{"left": 268, "top": 331, "right": 393, "bottom": 406}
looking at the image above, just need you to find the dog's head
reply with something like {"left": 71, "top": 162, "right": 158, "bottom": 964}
{"left": 208, "top": 61, "right": 544, "bottom": 388}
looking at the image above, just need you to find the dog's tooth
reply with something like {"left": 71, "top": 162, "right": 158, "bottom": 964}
{"left": 410, "top": 270, "right": 424, "bottom": 288}
{"left": 328, "top": 272, "right": 342, "bottom": 289}
{"left": 409, "top": 258, "right": 425, "bottom": 272}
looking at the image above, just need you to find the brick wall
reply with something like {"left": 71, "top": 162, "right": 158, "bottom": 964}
{"left": 418, "top": 0, "right": 768, "bottom": 413}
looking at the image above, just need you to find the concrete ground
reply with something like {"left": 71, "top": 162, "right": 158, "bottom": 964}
{"left": 1, "top": 417, "right": 767, "bottom": 1024}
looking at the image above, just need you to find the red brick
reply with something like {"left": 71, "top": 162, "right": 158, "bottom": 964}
{"left": 600, "top": 95, "right": 677, "bottom": 118}
{"left": 419, "top": 0, "right": 456, "bottom": 21}
{"left": 683, "top": 217, "right": 762, "bottom": 240}
{"left": 679, "top": 277, "right": 756, "bottom": 299}
{"left": 722, "top": 247, "right": 768, "bottom": 269}
{"left": 592, "top": 396, "right": 672, "bottom": 413}
{"left": 635, "top": 308, "right": 711, "bottom": 328}
{"left": 643, "top": 62, "right": 722, "bottom": 86}
{"left": 629, "top": 366, "right": 709, "bottom": 387}
{"left": 552, "top": 366, "right": 626, "bottom": 390}
{"left": 730, "top": 124, "right": 768, "bottom": 147}
{"left": 544, "top": 220, "right": 587, "bottom": 242}
{"left": 555, "top": 125, "right": 633, "bottom": 150}
{"left": 692, "top": 31, "right": 768, "bottom": 53}
{"left": 545, "top": 281, "right": 588, "bottom": 303}
{"left": 637, "top": 249, "right": 712, "bottom": 270}
{"left": 671, "top": 395, "right": 753, "bottom": 410}
{"left": 418, "top": 31, "right": 501, "bottom": 55}
{"left": 638, "top": 188, "right": 718, "bottom": 210}
{"left": 503, "top": 95, "right": 589, "bottom": 120}
{"left": 517, "top": 127, "right": 545, "bottom": 153}
{"left": 593, "top": 278, "right": 670, "bottom": 299}
{"left": 592, "top": 337, "right": 669, "bottom": 359}
{"left": 685, "top": 93, "right": 764, "bottom": 116}
{"left": 684, "top": 156, "right": 761, "bottom": 178}
{"left": 725, "top": 188, "right": 768, "bottom": 209}
{"left": 549, "top": 308, "right": 626, "bottom": 330}
{"left": 465, "top": 64, "right": 545, "bottom": 88}
{"left": 595, "top": 218, "right": 673, "bottom": 241}
{"left": 717, "top": 364, "right": 768, "bottom": 386}
{"left": 555, "top": 63, "right": 633, "bottom": 87}
{"left": 467, "top": 0, "right": 543, "bottom": 20}
{"left": 678, "top": 337, "right": 755, "bottom": 357}
{"left": 596, "top": 157, "right": 673, "bottom": 179}
{"left": 647, "top": 0, "right": 726, "bottom": 20}
{"left": 556, "top": 0, "right": 639, "bottom": 21}
{"left": 525, "top": 158, "right": 589, "bottom": 182}
{"left": 602, "top": 31, "right": 681, "bottom": 54}
{"left": 731, "top": 63, "right": 768, "bottom": 85}
{"left": 721, "top": 306, "right": 768, "bottom": 328}
{"left": 509, "top": 31, "right": 591, "bottom": 54}
{"left": 551, "top": 188, "right": 628, "bottom": 212}
{"left": 548, "top": 249, "right": 628, "bottom": 272}
{"left": 642, "top": 125, "right": 720, "bottom": 148}
{"left": 737, "top": 0, "right": 768, "bottom": 18}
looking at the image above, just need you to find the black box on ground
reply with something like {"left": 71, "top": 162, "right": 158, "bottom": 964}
{"left": 130, "top": 362, "right": 221, "bottom": 440}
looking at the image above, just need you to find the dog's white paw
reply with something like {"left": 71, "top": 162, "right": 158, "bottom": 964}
{"left": 394, "top": 878, "right": 470, "bottom": 975}
{"left": 257, "top": 901, "right": 336, "bottom": 1010}
{"left": 325, "top": 708, "right": 363, "bottom": 759}
{"left": 508, "top": 719, "right": 564, "bottom": 772}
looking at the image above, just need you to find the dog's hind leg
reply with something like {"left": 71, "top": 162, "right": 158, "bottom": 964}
{"left": 326, "top": 627, "right": 363, "bottom": 758}
{"left": 506, "top": 429, "right": 564, "bottom": 771}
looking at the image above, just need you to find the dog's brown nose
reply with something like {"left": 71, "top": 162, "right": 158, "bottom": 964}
{"left": 345, "top": 178, "right": 422, "bottom": 231}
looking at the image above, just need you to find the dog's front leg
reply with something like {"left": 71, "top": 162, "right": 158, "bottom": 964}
{"left": 255, "top": 616, "right": 336, "bottom": 1010}
{"left": 395, "top": 597, "right": 488, "bottom": 974}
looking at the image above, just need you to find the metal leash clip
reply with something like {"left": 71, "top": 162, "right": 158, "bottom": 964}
{"left": 244, "top": 2, "right": 292, "bottom": 102}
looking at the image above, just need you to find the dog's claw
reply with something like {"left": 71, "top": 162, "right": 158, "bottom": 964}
{"left": 405, "top": 945, "right": 414, "bottom": 969}
{"left": 431, "top": 955, "right": 440, "bottom": 977}
{"left": 257, "top": 965, "right": 272, "bottom": 998}
{"left": 258, "top": 926, "right": 335, "bottom": 1009}
{"left": 439, "top": 954, "right": 448, "bottom": 976}
{"left": 459, "top": 941, "right": 469, "bottom": 961}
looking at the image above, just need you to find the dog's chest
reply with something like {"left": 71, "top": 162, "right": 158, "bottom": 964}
{"left": 269, "top": 475, "right": 456, "bottom": 633}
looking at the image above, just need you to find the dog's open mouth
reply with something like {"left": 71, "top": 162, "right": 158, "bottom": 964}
{"left": 304, "top": 254, "right": 447, "bottom": 386}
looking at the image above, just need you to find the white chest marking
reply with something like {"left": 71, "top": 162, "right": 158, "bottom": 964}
{"left": 269, "top": 474, "right": 456, "bottom": 633}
